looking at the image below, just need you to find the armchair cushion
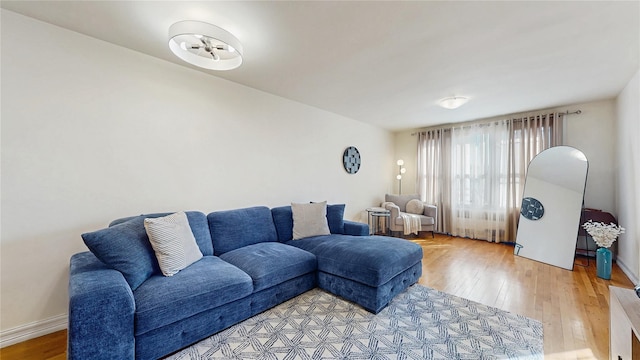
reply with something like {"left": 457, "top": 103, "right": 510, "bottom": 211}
{"left": 392, "top": 214, "right": 435, "bottom": 226}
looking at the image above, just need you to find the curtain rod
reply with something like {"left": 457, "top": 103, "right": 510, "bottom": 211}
{"left": 410, "top": 108, "right": 582, "bottom": 135}
{"left": 558, "top": 109, "right": 582, "bottom": 116}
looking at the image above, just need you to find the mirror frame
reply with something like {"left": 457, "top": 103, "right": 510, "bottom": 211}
{"left": 514, "top": 146, "right": 589, "bottom": 270}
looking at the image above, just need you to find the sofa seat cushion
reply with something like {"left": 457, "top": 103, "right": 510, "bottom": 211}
{"left": 285, "top": 235, "right": 422, "bottom": 287}
{"left": 133, "top": 256, "right": 253, "bottom": 336}
{"left": 219, "top": 242, "right": 317, "bottom": 292}
{"left": 393, "top": 214, "right": 435, "bottom": 226}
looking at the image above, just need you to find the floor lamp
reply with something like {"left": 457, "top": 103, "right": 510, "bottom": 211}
{"left": 396, "top": 159, "right": 406, "bottom": 194}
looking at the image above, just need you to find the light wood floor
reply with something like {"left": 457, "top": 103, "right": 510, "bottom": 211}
{"left": 1, "top": 234, "right": 633, "bottom": 360}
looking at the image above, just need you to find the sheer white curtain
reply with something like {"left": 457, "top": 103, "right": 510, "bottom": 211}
{"left": 417, "top": 112, "right": 562, "bottom": 242}
{"left": 450, "top": 121, "right": 511, "bottom": 241}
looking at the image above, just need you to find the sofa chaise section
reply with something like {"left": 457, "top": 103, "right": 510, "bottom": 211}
{"left": 271, "top": 205, "right": 423, "bottom": 313}
{"left": 287, "top": 234, "right": 423, "bottom": 313}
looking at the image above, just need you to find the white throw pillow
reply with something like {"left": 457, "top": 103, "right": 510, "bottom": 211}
{"left": 291, "top": 201, "right": 331, "bottom": 240}
{"left": 144, "top": 212, "right": 203, "bottom": 276}
{"left": 405, "top": 199, "right": 425, "bottom": 215}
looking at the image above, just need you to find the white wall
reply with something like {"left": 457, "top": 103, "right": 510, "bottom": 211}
{"left": 392, "top": 131, "right": 418, "bottom": 195}
{"left": 564, "top": 99, "right": 617, "bottom": 213}
{"left": 615, "top": 69, "right": 640, "bottom": 283}
{"left": 394, "top": 99, "right": 618, "bottom": 214}
{"left": 0, "top": 10, "right": 394, "bottom": 339}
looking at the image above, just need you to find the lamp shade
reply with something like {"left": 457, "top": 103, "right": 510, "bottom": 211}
{"left": 169, "top": 20, "right": 243, "bottom": 71}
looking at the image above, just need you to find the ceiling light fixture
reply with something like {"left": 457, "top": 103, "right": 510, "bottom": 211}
{"left": 168, "top": 20, "right": 243, "bottom": 71}
{"left": 439, "top": 96, "right": 469, "bottom": 110}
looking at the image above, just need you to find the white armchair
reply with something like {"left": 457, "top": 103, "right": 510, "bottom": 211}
{"left": 383, "top": 194, "right": 437, "bottom": 237}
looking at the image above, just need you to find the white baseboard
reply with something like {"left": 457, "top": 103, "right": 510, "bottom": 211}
{"left": 0, "top": 314, "right": 67, "bottom": 348}
{"left": 617, "top": 258, "right": 639, "bottom": 286}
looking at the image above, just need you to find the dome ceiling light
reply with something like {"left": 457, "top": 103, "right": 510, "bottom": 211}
{"left": 439, "top": 96, "right": 469, "bottom": 110}
{"left": 168, "top": 20, "right": 243, "bottom": 71}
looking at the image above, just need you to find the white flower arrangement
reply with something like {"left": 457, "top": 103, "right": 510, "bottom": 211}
{"left": 582, "top": 220, "right": 625, "bottom": 248}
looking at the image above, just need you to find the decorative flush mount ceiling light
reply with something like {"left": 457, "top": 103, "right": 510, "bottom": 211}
{"left": 168, "top": 20, "right": 243, "bottom": 71}
{"left": 439, "top": 96, "right": 469, "bottom": 110}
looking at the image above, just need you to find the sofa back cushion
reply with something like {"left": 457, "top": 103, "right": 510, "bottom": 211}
{"left": 82, "top": 217, "right": 159, "bottom": 290}
{"left": 271, "top": 204, "right": 345, "bottom": 242}
{"left": 82, "top": 211, "right": 211, "bottom": 290}
{"left": 110, "top": 211, "right": 213, "bottom": 256}
{"left": 327, "top": 204, "right": 346, "bottom": 234}
{"left": 385, "top": 194, "right": 420, "bottom": 212}
{"left": 207, "top": 206, "right": 278, "bottom": 255}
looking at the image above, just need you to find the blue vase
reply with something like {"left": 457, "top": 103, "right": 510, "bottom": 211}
{"left": 596, "top": 247, "right": 612, "bottom": 280}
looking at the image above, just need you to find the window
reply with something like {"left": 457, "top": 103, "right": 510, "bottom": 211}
{"left": 417, "top": 112, "right": 561, "bottom": 242}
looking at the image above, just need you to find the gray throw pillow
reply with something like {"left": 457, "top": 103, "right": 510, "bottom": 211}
{"left": 291, "top": 201, "right": 331, "bottom": 240}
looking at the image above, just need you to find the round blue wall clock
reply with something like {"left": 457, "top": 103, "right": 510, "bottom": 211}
{"left": 343, "top": 146, "right": 361, "bottom": 174}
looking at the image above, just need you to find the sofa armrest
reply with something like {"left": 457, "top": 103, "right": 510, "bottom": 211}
{"left": 423, "top": 204, "right": 437, "bottom": 219}
{"left": 343, "top": 220, "right": 369, "bottom": 236}
{"left": 423, "top": 204, "right": 438, "bottom": 231}
{"left": 384, "top": 203, "right": 401, "bottom": 220}
{"left": 68, "top": 252, "right": 135, "bottom": 360}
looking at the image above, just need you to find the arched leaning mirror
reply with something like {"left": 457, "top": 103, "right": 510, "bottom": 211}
{"left": 514, "top": 146, "right": 588, "bottom": 270}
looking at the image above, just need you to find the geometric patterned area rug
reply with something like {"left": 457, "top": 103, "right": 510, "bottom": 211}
{"left": 165, "top": 284, "right": 543, "bottom": 359}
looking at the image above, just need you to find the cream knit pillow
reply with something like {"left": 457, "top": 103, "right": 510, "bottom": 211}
{"left": 405, "top": 199, "right": 425, "bottom": 215}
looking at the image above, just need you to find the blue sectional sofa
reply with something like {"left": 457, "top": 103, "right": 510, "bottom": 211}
{"left": 69, "top": 204, "right": 423, "bottom": 360}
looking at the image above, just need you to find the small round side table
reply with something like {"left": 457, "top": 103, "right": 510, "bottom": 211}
{"left": 366, "top": 207, "right": 390, "bottom": 235}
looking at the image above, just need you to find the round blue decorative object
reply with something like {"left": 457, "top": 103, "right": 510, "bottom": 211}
{"left": 521, "top": 197, "right": 544, "bottom": 220}
{"left": 343, "top": 146, "right": 361, "bottom": 174}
